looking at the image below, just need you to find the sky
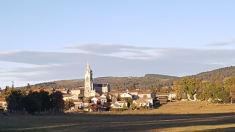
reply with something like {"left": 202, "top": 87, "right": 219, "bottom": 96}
{"left": 0, "top": 0, "right": 235, "bottom": 89}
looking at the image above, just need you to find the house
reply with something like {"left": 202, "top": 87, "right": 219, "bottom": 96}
{"left": 120, "top": 92, "right": 132, "bottom": 99}
{"left": 133, "top": 97, "right": 153, "bottom": 107}
{"left": 142, "top": 98, "right": 153, "bottom": 105}
{"left": 129, "top": 89, "right": 140, "bottom": 100}
{"left": 0, "top": 98, "right": 7, "bottom": 108}
{"left": 72, "top": 99, "right": 84, "bottom": 110}
{"left": 90, "top": 103, "right": 101, "bottom": 112}
{"left": 133, "top": 99, "right": 149, "bottom": 107}
{"left": 156, "top": 93, "right": 169, "bottom": 100}
{"left": 109, "top": 91, "right": 126, "bottom": 97}
{"left": 156, "top": 92, "right": 176, "bottom": 101}
{"left": 71, "top": 88, "right": 84, "bottom": 97}
{"left": 91, "top": 96, "right": 107, "bottom": 105}
{"left": 63, "top": 94, "right": 78, "bottom": 101}
{"left": 110, "top": 103, "right": 122, "bottom": 109}
{"left": 138, "top": 92, "right": 155, "bottom": 98}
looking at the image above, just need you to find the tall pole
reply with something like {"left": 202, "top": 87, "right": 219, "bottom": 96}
{"left": 12, "top": 81, "right": 14, "bottom": 89}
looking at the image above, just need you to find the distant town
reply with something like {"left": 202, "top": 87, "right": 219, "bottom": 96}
{"left": 1, "top": 62, "right": 235, "bottom": 114}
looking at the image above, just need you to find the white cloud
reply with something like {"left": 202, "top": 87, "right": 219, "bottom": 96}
{"left": 1, "top": 44, "right": 235, "bottom": 88}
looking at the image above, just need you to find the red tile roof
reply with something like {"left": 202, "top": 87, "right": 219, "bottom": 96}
{"left": 130, "top": 89, "right": 140, "bottom": 92}
{"left": 156, "top": 93, "right": 170, "bottom": 96}
{"left": 63, "top": 94, "right": 73, "bottom": 97}
{"left": 74, "top": 88, "right": 84, "bottom": 90}
{"left": 96, "top": 97, "right": 106, "bottom": 100}
{"left": 110, "top": 91, "right": 126, "bottom": 94}
{"left": 72, "top": 99, "right": 83, "bottom": 102}
{"left": 139, "top": 92, "right": 153, "bottom": 94}
{"left": 112, "top": 103, "right": 121, "bottom": 107}
{"left": 0, "top": 98, "right": 6, "bottom": 101}
{"left": 117, "top": 101, "right": 127, "bottom": 103}
{"left": 56, "top": 89, "right": 65, "bottom": 91}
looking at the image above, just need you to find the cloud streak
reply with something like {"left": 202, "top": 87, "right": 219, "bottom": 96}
{"left": 206, "top": 39, "right": 235, "bottom": 46}
{"left": 63, "top": 44, "right": 161, "bottom": 60}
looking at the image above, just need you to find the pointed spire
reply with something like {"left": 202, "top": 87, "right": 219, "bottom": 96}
{"left": 87, "top": 61, "right": 90, "bottom": 70}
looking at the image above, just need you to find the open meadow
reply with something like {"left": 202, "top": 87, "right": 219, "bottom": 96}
{"left": 1, "top": 101, "right": 235, "bottom": 132}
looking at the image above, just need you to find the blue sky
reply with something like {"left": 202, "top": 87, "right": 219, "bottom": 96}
{"left": 0, "top": 0, "right": 235, "bottom": 89}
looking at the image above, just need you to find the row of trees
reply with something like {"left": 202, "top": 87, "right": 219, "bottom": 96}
{"left": 6, "top": 89, "right": 64, "bottom": 114}
{"left": 174, "top": 75, "right": 235, "bottom": 103}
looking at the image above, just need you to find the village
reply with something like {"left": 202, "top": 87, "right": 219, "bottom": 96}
{"left": 0, "top": 62, "right": 176, "bottom": 113}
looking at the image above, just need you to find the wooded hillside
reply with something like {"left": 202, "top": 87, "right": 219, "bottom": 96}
{"left": 21, "top": 66, "right": 235, "bottom": 91}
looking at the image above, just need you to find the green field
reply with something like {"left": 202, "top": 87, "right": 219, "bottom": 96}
{"left": 1, "top": 101, "right": 235, "bottom": 132}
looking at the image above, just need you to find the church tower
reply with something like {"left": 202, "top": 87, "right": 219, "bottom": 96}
{"left": 84, "top": 61, "right": 93, "bottom": 93}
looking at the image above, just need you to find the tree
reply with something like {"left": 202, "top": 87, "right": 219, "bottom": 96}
{"left": 23, "top": 92, "right": 40, "bottom": 114}
{"left": 179, "top": 77, "right": 200, "bottom": 100}
{"left": 78, "top": 94, "right": 83, "bottom": 99}
{"left": 5, "top": 86, "right": 11, "bottom": 97}
{"left": 223, "top": 77, "right": 235, "bottom": 104}
{"left": 173, "top": 81, "right": 180, "bottom": 100}
{"left": 50, "top": 91, "right": 64, "bottom": 112}
{"left": 39, "top": 90, "right": 50, "bottom": 111}
{"left": 157, "top": 84, "right": 161, "bottom": 93}
{"left": 124, "top": 97, "right": 132, "bottom": 107}
{"left": 26, "top": 83, "right": 31, "bottom": 91}
{"left": 7, "top": 89, "right": 25, "bottom": 113}
{"left": 117, "top": 94, "right": 121, "bottom": 101}
{"left": 130, "top": 104, "right": 136, "bottom": 110}
{"left": 122, "top": 103, "right": 127, "bottom": 110}
{"left": 64, "top": 99, "right": 75, "bottom": 110}
{"left": 150, "top": 85, "right": 157, "bottom": 94}
{"left": 7, "top": 94, "right": 18, "bottom": 112}
{"left": 106, "top": 93, "right": 111, "bottom": 102}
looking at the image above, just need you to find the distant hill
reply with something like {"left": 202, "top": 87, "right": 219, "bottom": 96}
{"left": 22, "top": 66, "right": 235, "bottom": 91}
{"left": 31, "top": 74, "right": 179, "bottom": 91}
{"left": 188, "top": 66, "right": 235, "bottom": 82}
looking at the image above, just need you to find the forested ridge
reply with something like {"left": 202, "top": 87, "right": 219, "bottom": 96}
{"left": 16, "top": 66, "right": 235, "bottom": 91}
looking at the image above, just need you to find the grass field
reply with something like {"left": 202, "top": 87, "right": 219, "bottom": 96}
{"left": 1, "top": 101, "right": 235, "bottom": 132}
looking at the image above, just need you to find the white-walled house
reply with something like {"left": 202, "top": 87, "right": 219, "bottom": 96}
{"left": 133, "top": 98, "right": 153, "bottom": 107}
{"left": 143, "top": 98, "right": 153, "bottom": 105}
{"left": 110, "top": 103, "right": 122, "bottom": 109}
{"left": 91, "top": 96, "right": 107, "bottom": 105}
{"left": 129, "top": 89, "right": 140, "bottom": 100}
{"left": 120, "top": 92, "right": 132, "bottom": 99}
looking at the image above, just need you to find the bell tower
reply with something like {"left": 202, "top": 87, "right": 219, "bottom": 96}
{"left": 84, "top": 61, "right": 93, "bottom": 93}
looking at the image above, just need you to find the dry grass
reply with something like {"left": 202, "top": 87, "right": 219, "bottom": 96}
{"left": 1, "top": 101, "right": 235, "bottom": 132}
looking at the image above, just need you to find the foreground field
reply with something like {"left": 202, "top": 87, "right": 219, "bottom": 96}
{"left": 1, "top": 101, "right": 235, "bottom": 132}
